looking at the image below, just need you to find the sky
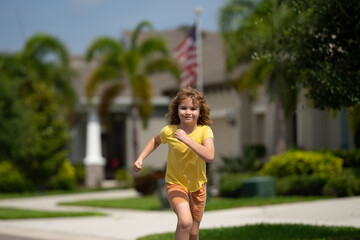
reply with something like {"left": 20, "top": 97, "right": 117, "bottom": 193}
{"left": 0, "top": 0, "right": 224, "bottom": 56}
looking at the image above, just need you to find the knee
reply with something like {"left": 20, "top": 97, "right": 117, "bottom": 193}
{"left": 178, "top": 217, "right": 193, "bottom": 232}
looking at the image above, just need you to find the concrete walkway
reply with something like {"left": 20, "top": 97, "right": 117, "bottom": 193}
{"left": 0, "top": 189, "right": 359, "bottom": 240}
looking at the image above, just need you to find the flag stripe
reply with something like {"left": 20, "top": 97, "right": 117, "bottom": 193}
{"left": 173, "top": 25, "right": 197, "bottom": 89}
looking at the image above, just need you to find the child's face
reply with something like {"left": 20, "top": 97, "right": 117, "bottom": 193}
{"left": 178, "top": 97, "right": 200, "bottom": 125}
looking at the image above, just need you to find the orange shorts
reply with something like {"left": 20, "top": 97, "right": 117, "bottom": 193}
{"left": 166, "top": 183, "right": 206, "bottom": 222}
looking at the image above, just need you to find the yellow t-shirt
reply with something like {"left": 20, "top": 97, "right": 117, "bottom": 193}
{"left": 159, "top": 125, "right": 214, "bottom": 192}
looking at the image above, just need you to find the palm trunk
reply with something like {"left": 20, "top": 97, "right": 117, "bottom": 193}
{"left": 274, "top": 99, "right": 286, "bottom": 154}
{"left": 131, "top": 98, "right": 139, "bottom": 163}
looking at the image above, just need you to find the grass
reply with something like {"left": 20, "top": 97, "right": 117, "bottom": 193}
{"left": 60, "top": 195, "right": 161, "bottom": 210}
{"left": 205, "top": 196, "right": 329, "bottom": 210}
{"left": 137, "top": 223, "right": 360, "bottom": 240}
{"left": 0, "top": 207, "right": 105, "bottom": 219}
{"left": 60, "top": 195, "right": 329, "bottom": 211}
{"left": 0, "top": 187, "right": 120, "bottom": 200}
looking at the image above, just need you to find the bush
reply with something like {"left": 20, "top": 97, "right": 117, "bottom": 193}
{"left": 322, "top": 170, "right": 360, "bottom": 197}
{"left": 260, "top": 150, "right": 343, "bottom": 178}
{"left": 219, "top": 173, "right": 257, "bottom": 198}
{"left": 243, "top": 144, "right": 266, "bottom": 159}
{"left": 13, "top": 83, "right": 71, "bottom": 191}
{"left": 217, "top": 144, "right": 266, "bottom": 174}
{"left": 326, "top": 149, "right": 360, "bottom": 168}
{"left": 275, "top": 175, "right": 329, "bottom": 196}
{"left": 134, "top": 169, "right": 165, "bottom": 196}
{"left": 47, "top": 160, "right": 76, "bottom": 190}
{"left": 73, "top": 162, "right": 85, "bottom": 186}
{"left": 0, "top": 161, "right": 34, "bottom": 192}
{"left": 115, "top": 168, "right": 133, "bottom": 188}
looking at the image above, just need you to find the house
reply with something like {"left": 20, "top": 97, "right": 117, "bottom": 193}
{"left": 69, "top": 26, "right": 355, "bottom": 187}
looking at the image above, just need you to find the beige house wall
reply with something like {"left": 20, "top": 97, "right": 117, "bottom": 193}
{"left": 205, "top": 88, "right": 241, "bottom": 169}
{"left": 126, "top": 113, "right": 169, "bottom": 172}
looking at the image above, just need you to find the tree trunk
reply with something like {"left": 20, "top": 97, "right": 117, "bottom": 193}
{"left": 274, "top": 99, "right": 286, "bottom": 154}
{"left": 131, "top": 99, "right": 139, "bottom": 163}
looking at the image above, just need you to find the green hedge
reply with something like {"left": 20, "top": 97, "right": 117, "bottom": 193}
{"left": 260, "top": 150, "right": 343, "bottom": 177}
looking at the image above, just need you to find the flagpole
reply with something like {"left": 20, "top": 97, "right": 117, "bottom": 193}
{"left": 195, "top": 6, "right": 203, "bottom": 92}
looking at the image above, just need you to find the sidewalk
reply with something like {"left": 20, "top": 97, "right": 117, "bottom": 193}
{"left": 0, "top": 189, "right": 359, "bottom": 240}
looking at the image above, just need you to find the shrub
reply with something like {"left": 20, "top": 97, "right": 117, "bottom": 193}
{"left": 134, "top": 169, "right": 165, "bottom": 196}
{"left": 217, "top": 155, "right": 244, "bottom": 173}
{"left": 243, "top": 144, "right": 266, "bottom": 159}
{"left": 326, "top": 149, "right": 360, "bottom": 168}
{"left": 217, "top": 144, "right": 266, "bottom": 174}
{"left": 0, "top": 161, "right": 34, "bottom": 192}
{"left": 260, "top": 150, "right": 343, "bottom": 178}
{"left": 219, "top": 173, "right": 257, "bottom": 198}
{"left": 47, "top": 160, "right": 76, "bottom": 190}
{"left": 14, "top": 83, "right": 71, "bottom": 191}
{"left": 322, "top": 170, "right": 360, "bottom": 197}
{"left": 115, "top": 168, "right": 133, "bottom": 188}
{"left": 275, "top": 175, "right": 329, "bottom": 196}
{"left": 73, "top": 162, "right": 85, "bottom": 186}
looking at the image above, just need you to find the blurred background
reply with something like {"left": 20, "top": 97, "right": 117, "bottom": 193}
{"left": 0, "top": 0, "right": 359, "bottom": 199}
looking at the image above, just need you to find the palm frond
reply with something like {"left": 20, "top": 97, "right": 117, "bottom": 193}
{"left": 130, "top": 21, "right": 154, "bottom": 50}
{"left": 235, "top": 59, "right": 274, "bottom": 98}
{"left": 145, "top": 58, "right": 180, "bottom": 83}
{"left": 85, "top": 66, "right": 120, "bottom": 99}
{"left": 139, "top": 38, "right": 169, "bottom": 57}
{"left": 123, "top": 50, "right": 141, "bottom": 78}
{"left": 23, "top": 33, "right": 69, "bottom": 67}
{"left": 85, "top": 37, "right": 123, "bottom": 62}
{"left": 98, "top": 83, "right": 124, "bottom": 125}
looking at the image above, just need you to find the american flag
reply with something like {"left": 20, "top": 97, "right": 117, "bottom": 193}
{"left": 173, "top": 25, "right": 198, "bottom": 89}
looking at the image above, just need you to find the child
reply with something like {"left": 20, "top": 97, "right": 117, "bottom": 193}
{"left": 134, "top": 87, "right": 214, "bottom": 240}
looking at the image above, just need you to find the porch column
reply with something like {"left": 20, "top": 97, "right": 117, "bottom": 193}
{"left": 84, "top": 107, "right": 105, "bottom": 188}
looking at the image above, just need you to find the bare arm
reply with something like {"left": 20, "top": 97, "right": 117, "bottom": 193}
{"left": 133, "top": 134, "right": 161, "bottom": 172}
{"left": 174, "top": 129, "right": 215, "bottom": 163}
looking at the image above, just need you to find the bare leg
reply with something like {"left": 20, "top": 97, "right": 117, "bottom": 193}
{"left": 174, "top": 202, "right": 193, "bottom": 240}
{"left": 190, "top": 221, "right": 200, "bottom": 240}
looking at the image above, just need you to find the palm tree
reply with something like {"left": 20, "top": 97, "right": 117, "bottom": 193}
{"left": 85, "top": 20, "right": 180, "bottom": 161}
{"left": 219, "top": 0, "right": 301, "bottom": 154}
{"left": 22, "top": 33, "right": 76, "bottom": 112}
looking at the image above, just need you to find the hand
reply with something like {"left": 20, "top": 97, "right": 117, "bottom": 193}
{"left": 133, "top": 159, "right": 143, "bottom": 172}
{"left": 174, "top": 129, "right": 188, "bottom": 143}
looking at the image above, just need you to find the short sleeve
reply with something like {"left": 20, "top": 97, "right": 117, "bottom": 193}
{"left": 159, "top": 126, "right": 168, "bottom": 144}
{"left": 203, "top": 126, "right": 214, "bottom": 140}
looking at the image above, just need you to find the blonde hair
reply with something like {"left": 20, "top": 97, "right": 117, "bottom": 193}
{"left": 166, "top": 87, "right": 211, "bottom": 126}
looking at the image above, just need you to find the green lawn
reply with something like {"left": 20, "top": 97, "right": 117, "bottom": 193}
{"left": 60, "top": 195, "right": 329, "bottom": 211}
{"left": 0, "top": 207, "right": 105, "bottom": 219}
{"left": 0, "top": 187, "right": 120, "bottom": 200}
{"left": 137, "top": 223, "right": 360, "bottom": 240}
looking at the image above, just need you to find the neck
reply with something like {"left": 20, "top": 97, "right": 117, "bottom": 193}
{"left": 178, "top": 123, "right": 197, "bottom": 134}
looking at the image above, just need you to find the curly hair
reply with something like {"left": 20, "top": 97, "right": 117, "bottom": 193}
{"left": 166, "top": 87, "right": 212, "bottom": 126}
